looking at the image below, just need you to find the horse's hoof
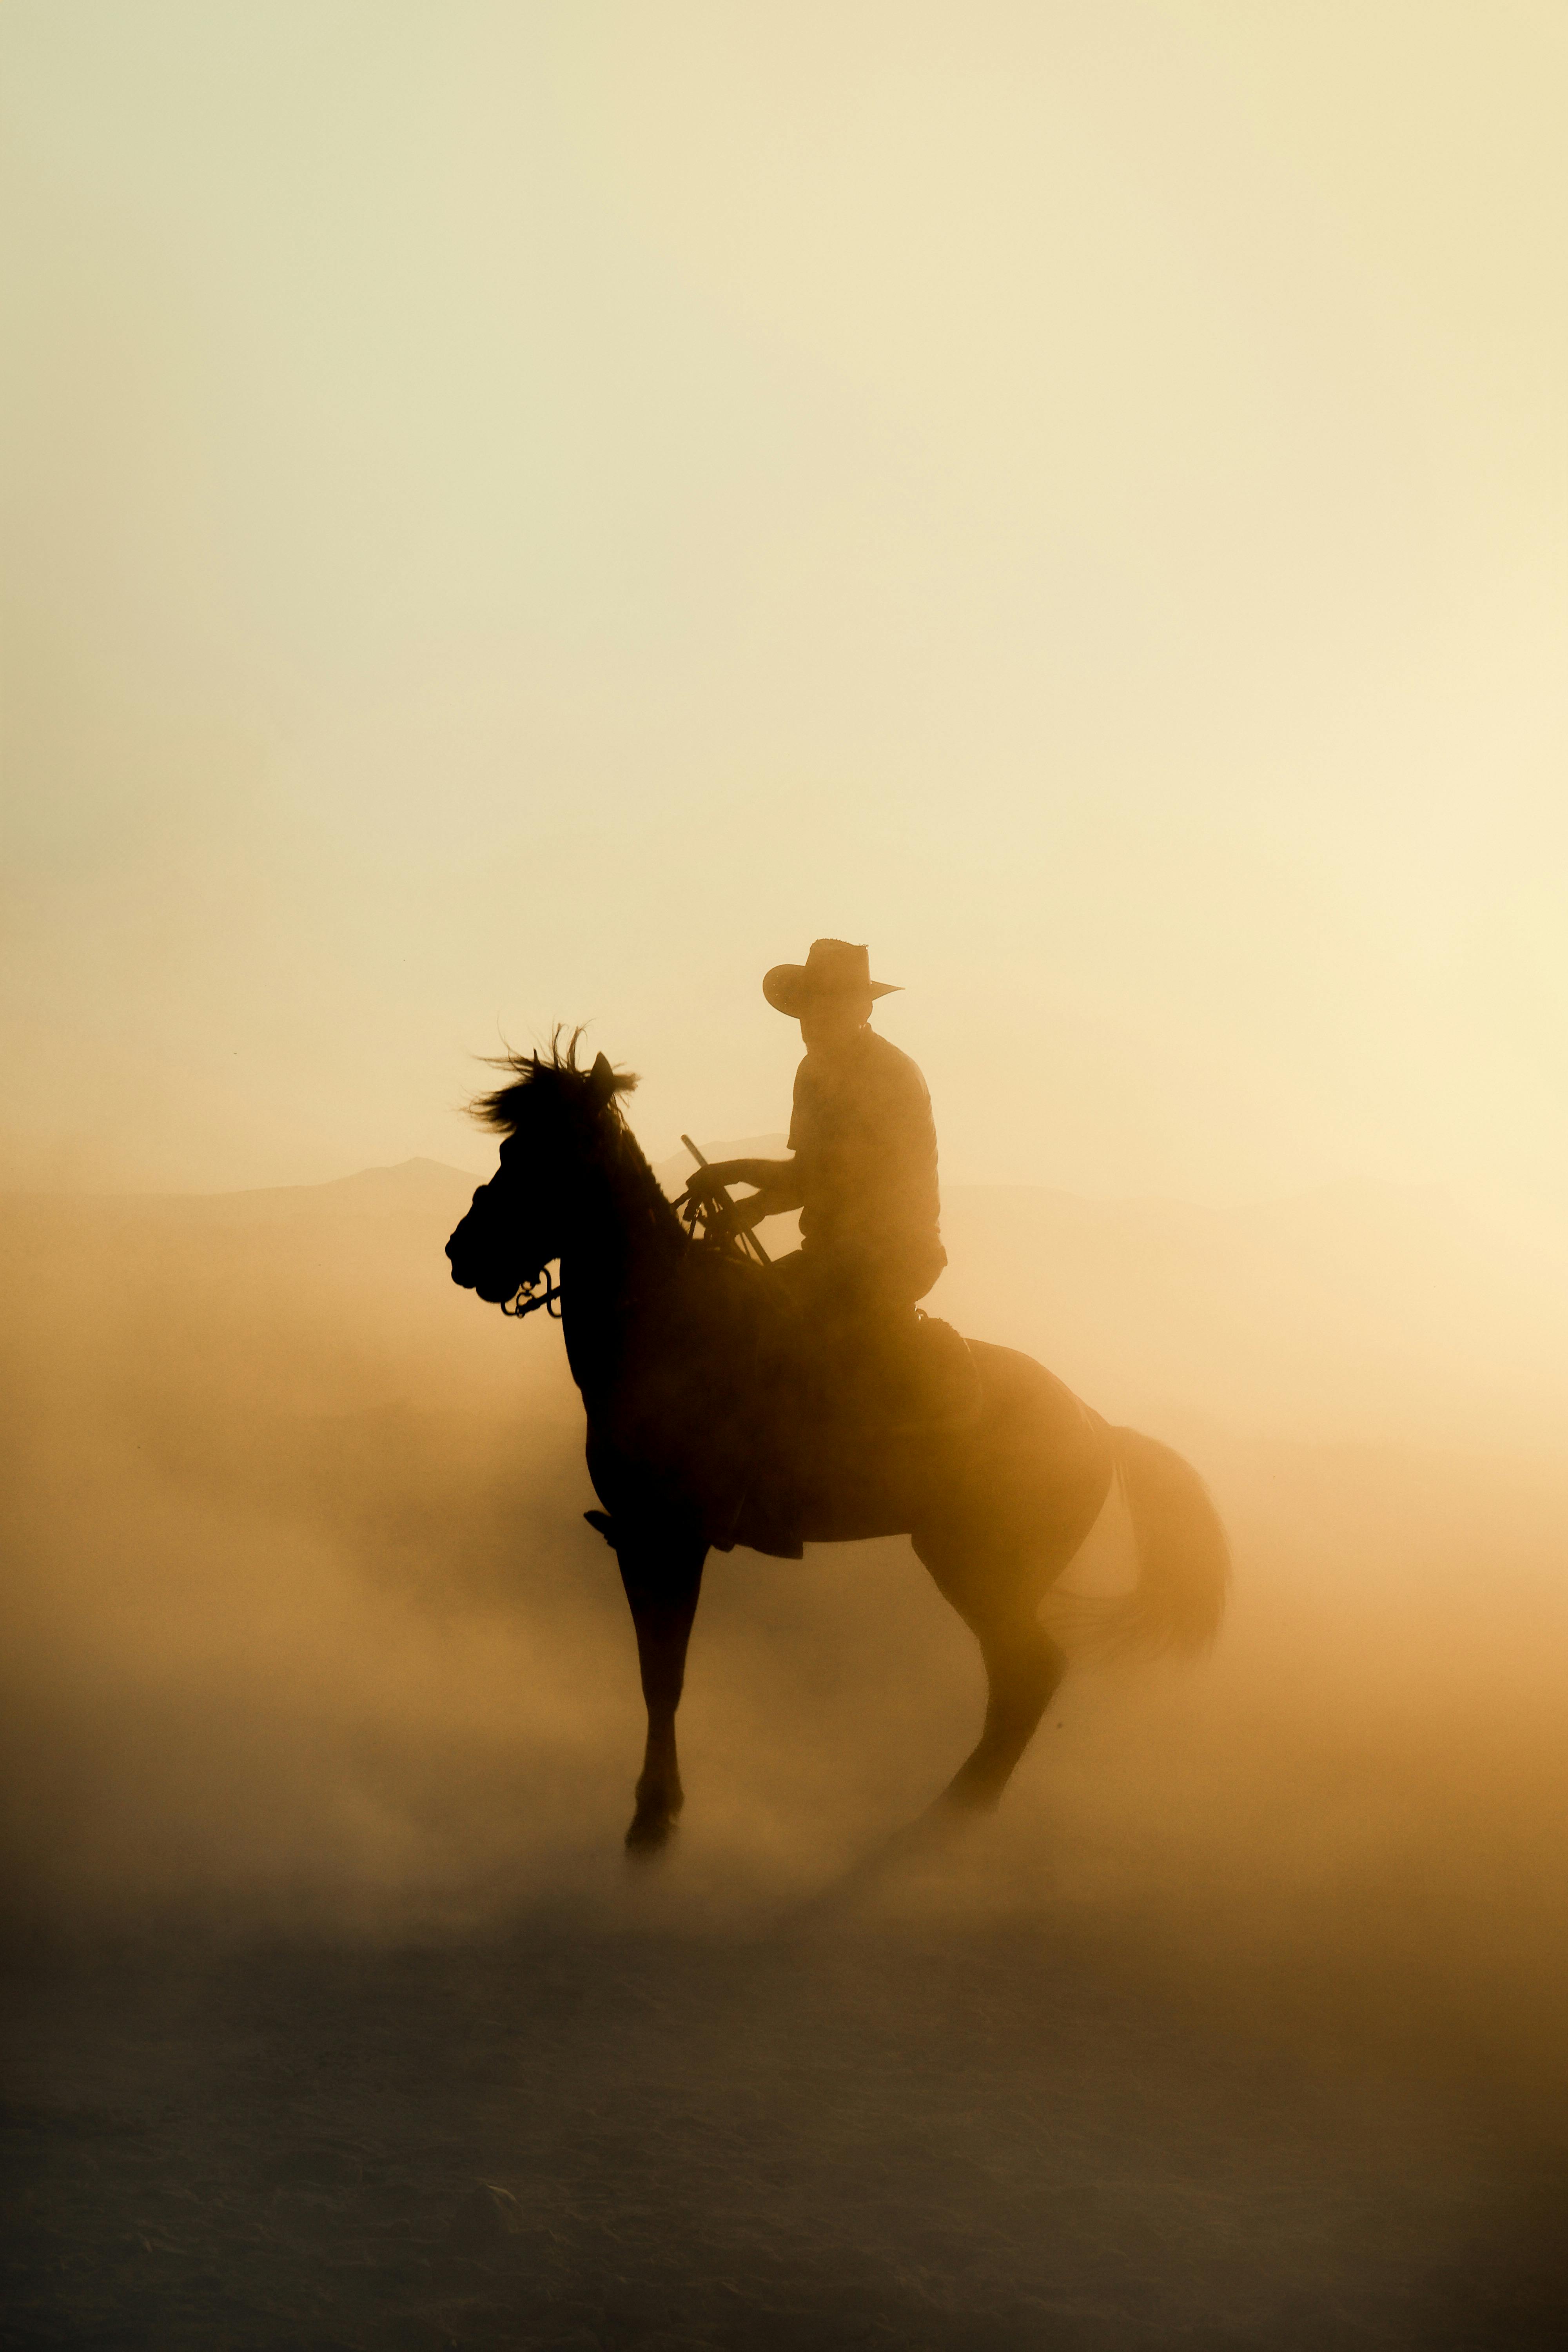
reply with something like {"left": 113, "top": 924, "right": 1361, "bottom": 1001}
{"left": 624, "top": 1810, "right": 676, "bottom": 1858}
{"left": 933, "top": 1766, "right": 1005, "bottom": 1818}
{"left": 890, "top": 1802, "right": 971, "bottom": 1861}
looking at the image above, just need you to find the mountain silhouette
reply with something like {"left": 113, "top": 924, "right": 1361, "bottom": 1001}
{"left": 7, "top": 1155, "right": 1565, "bottom": 1447}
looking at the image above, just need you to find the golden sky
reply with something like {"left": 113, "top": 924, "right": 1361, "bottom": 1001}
{"left": 2, "top": 2, "right": 1564, "bottom": 1214}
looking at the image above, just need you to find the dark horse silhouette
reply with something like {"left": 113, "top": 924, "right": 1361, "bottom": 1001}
{"left": 445, "top": 1038, "right": 1229, "bottom": 1852}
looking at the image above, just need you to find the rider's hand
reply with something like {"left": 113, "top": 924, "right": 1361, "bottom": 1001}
{"left": 699, "top": 1198, "right": 740, "bottom": 1247}
{"left": 686, "top": 1161, "right": 744, "bottom": 1205}
{"left": 680, "top": 1174, "right": 768, "bottom": 1248}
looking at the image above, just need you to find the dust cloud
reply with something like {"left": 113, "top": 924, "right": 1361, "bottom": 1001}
{"left": 3, "top": 1151, "right": 1566, "bottom": 2344}
{"left": 4, "top": 1153, "right": 1565, "bottom": 2022}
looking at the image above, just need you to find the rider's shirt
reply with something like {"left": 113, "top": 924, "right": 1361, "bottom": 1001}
{"left": 786, "top": 1027, "right": 946, "bottom": 1300}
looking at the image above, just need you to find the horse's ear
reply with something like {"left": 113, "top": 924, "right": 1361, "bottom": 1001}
{"left": 588, "top": 1052, "right": 618, "bottom": 1105}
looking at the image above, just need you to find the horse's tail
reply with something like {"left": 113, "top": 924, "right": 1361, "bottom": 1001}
{"left": 1056, "top": 1427, "right": 1230, "bottom": 1660}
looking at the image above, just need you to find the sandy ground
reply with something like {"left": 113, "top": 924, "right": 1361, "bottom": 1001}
{"left": 4, "top": 1899, "right": 1566, "bottom": 2352}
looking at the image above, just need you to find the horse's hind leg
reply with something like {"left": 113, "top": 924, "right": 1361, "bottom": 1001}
{"left": 616, "top": 1532, "right": 708, "bottom": 1855}
{"left": 912, "top": 1536, "right": 1067, "bottom": 1813}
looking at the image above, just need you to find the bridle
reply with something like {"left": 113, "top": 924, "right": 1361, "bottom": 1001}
{"left": 495, "top": 1115, "right": 748, "bottom": 1327}
{"left": 501, "top": 1267, "right": 562, "bottom": 1320}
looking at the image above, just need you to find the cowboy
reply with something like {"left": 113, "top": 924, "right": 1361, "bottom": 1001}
{"left": 687, "top": 940, "right": 947, "bottom": 1394}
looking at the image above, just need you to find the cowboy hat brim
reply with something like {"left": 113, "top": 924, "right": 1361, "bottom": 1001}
{"left": 762, "top": 965, "right": 901, "bottom": 1017}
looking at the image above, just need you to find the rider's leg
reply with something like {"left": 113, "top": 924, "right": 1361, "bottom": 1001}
{"left": 616, "top": 1530, "right": 707, "bottom": 1853}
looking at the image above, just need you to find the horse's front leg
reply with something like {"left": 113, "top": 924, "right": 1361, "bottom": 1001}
{"left": 616, "top": 1532, "right": 708, "bottom": 1855}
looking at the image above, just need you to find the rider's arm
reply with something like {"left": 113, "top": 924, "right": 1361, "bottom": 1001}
{"left": 691, "top": 1156, "right": 805, "bottom": 1211}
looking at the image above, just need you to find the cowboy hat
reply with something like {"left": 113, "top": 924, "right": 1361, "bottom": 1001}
{"left": 761, "top": 938, "right": 901, "bottom": 1017}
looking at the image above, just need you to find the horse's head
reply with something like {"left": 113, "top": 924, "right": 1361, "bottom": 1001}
{"left": 445, "top": 1034, "right": 637, "bottom": 1306}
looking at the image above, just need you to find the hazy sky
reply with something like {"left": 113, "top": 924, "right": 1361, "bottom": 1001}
{"left": 2, "top": 2, "right": 1564, "bottom": 1207}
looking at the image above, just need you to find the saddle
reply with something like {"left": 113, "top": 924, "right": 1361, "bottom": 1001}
{"left": 715, "top": 1294, "right": 980, "bottom": 1557}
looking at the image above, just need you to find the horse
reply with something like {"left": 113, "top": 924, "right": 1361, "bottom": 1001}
{"left": 445, "top": 1036, "right": 1229, "bottom": 1854}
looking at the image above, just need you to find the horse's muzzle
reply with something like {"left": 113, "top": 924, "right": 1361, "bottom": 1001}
{"left": 445, "top": 1198, "right": 525, "bottom": 1303}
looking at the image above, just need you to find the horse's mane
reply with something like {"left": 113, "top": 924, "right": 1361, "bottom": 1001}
{"left": 468, "top": 1028, "right": 685, "bottom": 1247}
{"left": 468, "top": 1026, "right": 638, "bottom": 1134}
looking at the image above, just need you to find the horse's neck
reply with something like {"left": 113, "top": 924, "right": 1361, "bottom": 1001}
{"left": 559, "top": 1123, "right": 682, "bottom": 1398}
